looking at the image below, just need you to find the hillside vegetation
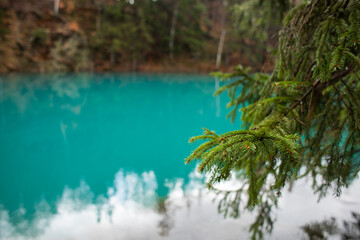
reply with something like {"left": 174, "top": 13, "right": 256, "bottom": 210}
{"left": 0, "top": 0, "right": 276, "bottom": 73}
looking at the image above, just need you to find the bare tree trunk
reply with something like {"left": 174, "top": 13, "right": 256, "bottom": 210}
{"left": 54, "top": 0, "right": 60, "bottom": 15}
{"left": 110, "top": 48, "right": 115, "bottom": 66}
{"left": 96, "top": 0, "right": 103, "bottom": 31}
{"left": 215, "top": 0, "right": 227, "bottom": 71}
{"left": 132, "top": 52, "right": 137, "bottom": 72}
{"left": 169, "top": 2, "right": 179, "bottom": 63}
{"left": 215, "top": 29, "right": 226, "bottom": 70}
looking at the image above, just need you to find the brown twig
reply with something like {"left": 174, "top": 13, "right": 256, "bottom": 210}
{"left": 287, "top": 66, "right": 354, "bottom": 114}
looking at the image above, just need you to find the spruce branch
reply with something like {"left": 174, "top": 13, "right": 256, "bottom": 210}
{"left": 186, "top": 1, "right": 360, "bottom": 239}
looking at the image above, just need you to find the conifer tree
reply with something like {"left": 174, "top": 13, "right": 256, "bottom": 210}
{"left": 186, "top": 0, "right": 360, "bottom": 238}
{"left": 92, "top": 0, "right": 153, "bottom": 68}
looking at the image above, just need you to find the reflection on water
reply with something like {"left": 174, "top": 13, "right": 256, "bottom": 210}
{"left": 0, "top": 73, "right": 232, "bottom": 214}
{"left": 0, "top": 74, "right": 359, "bottom": 239}
{"left": 301, "top": 212, "right": 360, "bottom": 239}
{"left": 1, "top": 168, "right": 359, "bottom": 240}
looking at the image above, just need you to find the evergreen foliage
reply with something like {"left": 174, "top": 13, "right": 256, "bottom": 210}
{"left": 231, "top": 0, "right": 289, "bottom": 42}
{"left": 92, "top": 1, "right": 153, "bottom": 64}
{"left": 91, "top": 0, "right": 207, "bottom": 65}
{"left": 186, "top": 0, "right": 360, "bottom": 238}
{"left": 31, "top": 28, "right": 47, "bottom": 47}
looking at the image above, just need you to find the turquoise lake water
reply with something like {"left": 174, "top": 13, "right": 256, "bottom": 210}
{"left": 0, "top": 74, "right": 359, "bottom": 240}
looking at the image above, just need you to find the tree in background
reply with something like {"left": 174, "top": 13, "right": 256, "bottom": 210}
{"left": 186, "top": 0, "right": 360, "bottom": 239}
{"left": 91, "top": 0, "right": 153, "bottom": 70}
{"left": 0, "top": 8, "right": 8, "bottom": 40}
{"left": 0, "top": 0, "right": 272, "bottom": 72}
{"left": 168, "top": 0, "right": 179, "bottom": 63}
{"left": 91, "top": 0, "right": 207, "bottom": 69}
{"left": 229, "top": 0, "right": 287, "bottom": 70}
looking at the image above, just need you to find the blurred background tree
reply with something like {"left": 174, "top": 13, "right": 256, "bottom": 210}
{"left": 0, "top": 0, "right": 275, "bottom": 72}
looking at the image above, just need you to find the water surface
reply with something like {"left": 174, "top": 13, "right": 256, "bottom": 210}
{"left": 0, "top": 74, "right": 358, "bottom": 240}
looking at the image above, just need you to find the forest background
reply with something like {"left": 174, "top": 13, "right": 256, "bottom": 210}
{"left": 0, "top": 0, "right": 278, "bottom": 73}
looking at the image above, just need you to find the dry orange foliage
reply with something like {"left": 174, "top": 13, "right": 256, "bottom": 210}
{"left": 69, "top": 21, "right": 79, "bottom": 32}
